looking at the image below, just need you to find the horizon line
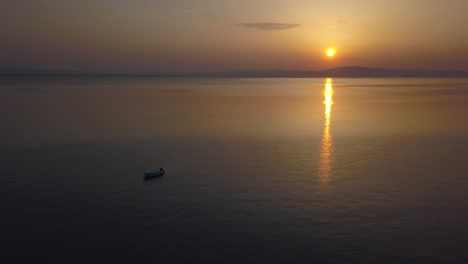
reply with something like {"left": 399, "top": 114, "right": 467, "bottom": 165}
{"left": 1, "top": 65, "right": 468, "bottom": 78}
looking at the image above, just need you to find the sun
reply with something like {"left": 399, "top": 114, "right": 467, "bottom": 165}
{"left": 326, "top": 48, "right": 336, "bottom": 57}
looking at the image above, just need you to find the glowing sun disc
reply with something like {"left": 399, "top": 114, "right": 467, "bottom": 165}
{"left": 326, "top": 48, "right": 336, "bottom": 57}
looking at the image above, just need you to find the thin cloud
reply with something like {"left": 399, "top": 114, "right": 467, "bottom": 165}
{"left": 237, "top": 22, "right": 300, "bottom": 31}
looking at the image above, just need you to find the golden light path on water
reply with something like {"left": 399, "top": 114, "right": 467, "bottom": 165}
{"left": 319, "top": 78, "right": 333, "bottom": 193}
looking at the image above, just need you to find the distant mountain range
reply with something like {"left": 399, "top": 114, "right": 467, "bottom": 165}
{"left": 201, "top": 66, "right": 468, "bottom": 78}
{"left": 1, "top": 66, "right": 468, "bottom": 78}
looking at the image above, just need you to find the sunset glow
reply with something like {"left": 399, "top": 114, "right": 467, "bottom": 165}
{"left": 0, "top": 1, "right": 467, "bottom": 73}
{"left": 1, "top": 1, "right": 468, "bottom": 263}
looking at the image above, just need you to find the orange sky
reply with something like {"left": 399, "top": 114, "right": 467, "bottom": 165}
{"left": 0, "top": 0, "right": 467, "bottom": 73}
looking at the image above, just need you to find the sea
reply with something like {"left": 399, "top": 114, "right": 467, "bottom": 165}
{"left": 1, "top": 77, "right": 467, "bottom": 263}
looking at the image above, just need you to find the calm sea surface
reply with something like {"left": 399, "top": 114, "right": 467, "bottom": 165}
{"left": 1, "top": 77, "right": 467, "bottom": 263}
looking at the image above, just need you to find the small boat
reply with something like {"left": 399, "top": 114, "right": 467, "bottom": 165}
{"left": 144, "top": 168, "right": 165, "bottom": 178}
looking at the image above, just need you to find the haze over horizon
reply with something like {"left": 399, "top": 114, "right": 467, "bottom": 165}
{"left": 1, "top": 0, "right": 467, "bottom": 73}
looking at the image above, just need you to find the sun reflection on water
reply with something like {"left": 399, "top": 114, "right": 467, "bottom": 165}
{"left": 319, "top": 78, "right": 333, "bottom": 193}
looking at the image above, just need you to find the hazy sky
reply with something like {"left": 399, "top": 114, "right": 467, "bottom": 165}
{"left": 1, "top": 0, "right": 467, "bottom": 73}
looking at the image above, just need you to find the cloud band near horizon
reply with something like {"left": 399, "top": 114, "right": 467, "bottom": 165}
{"left": 237, "top": 22, "right": 300, "bottom": 31}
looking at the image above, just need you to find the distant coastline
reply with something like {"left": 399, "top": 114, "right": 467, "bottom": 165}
{"left": 1, "top": 66, "right": 468, "bottom": 78}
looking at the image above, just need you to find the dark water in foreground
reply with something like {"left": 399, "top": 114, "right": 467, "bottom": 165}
{"left": 1, "top": 77, "right": 467, "bottom": 263}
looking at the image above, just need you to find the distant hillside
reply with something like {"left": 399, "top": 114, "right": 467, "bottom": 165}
{"left": 210, "top": 66, "right": 468, "bottom": 78}
{"left": 1, "top": 66, "right": 468, "bottom": 78}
